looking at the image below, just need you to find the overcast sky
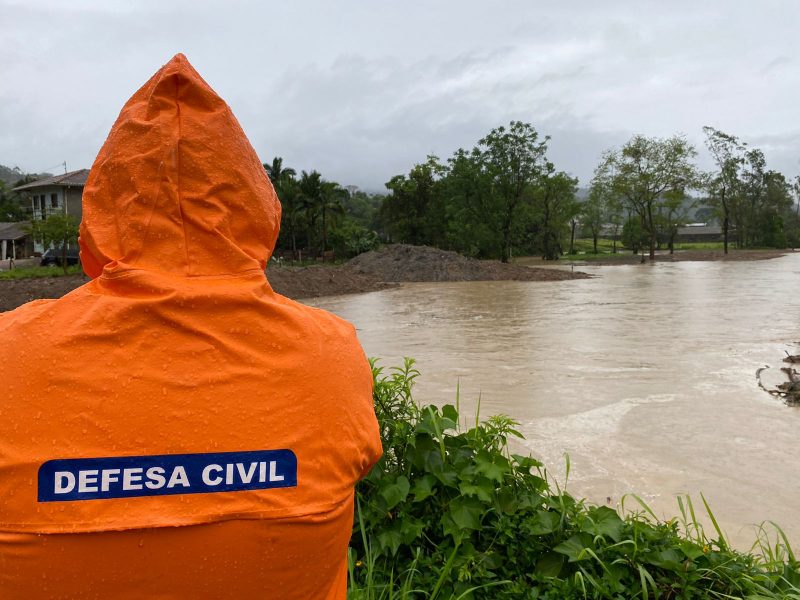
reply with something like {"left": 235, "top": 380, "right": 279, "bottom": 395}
{"left": 2, "top": 0, "right": 799, "bottom": 191}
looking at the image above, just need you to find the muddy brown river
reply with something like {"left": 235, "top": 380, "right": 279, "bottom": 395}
{"left": 309, "top": 253, "right": 800, "bottom": 550}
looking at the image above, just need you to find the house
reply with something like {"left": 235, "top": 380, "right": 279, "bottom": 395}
{"left": 0, "top": 221, "right": 31, "bottom": 260}
{"left": 13, "top": 169, "right": 89, "bottom": 254}
{"left": 675, "top": 223, "right": 723, "bottom": 243}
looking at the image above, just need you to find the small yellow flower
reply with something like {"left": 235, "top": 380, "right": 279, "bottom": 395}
{"left": 703, "top": 544, "right": 710, "bottom": 554}
{"left": 356, "top": 560, "right": 364, "bottom": 567}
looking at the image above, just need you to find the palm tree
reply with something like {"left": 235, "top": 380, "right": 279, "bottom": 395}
{"left": 298, "top": 171, "right": 346, "bottom": 261}
{"left": 264, "top": 157, "right": 300, "bottom": 260}
{"left": 263, "top": 157, "right": 296, "bottom": 188}
{"left": 298, "top": 170, "right": 323, "bottom": 258}
{"left": 318, "top": 181, "right": 347, "bottom": 261}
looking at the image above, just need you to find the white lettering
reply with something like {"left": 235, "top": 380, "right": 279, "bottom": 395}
{"left": 269, "top": 461, "right": 284, "bottom": 482}
{"left": 202, "top": 464, "right": 223, "bottom": 486}
{"left": 101, "top": 468, "right": 120, "bottom": 492}
{"left": 167, "top": 466, "right": 190, "bottom": 488}
{"left": 236, "top": 462, "right": 257, "bottom": 484}
{"left": 225, "top": 463, "right": 233, "bottom": 485}
{"left": 145, "top": 467, "right": 166, "bottom": 489}
{"left": 54, "top": 471, "right": 75, "bottom": 494}
{"left": 259, "top": 461, "right": 266, "bottom": 482}
{"left": 78, "top": 469, "right": 99, "bottom": 493}
{"left": 122, "top": 467, "right": 143, "bottom": 490}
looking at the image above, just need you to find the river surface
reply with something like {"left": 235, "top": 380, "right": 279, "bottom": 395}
{"left": 308, "top": 253, "right": 800, "bottom": 550}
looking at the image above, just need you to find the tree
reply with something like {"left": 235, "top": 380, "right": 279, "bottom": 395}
{"left": 26, "top": 214, "right": 79, "bottom": 273}
{"left": 657, "top": 190, "right": 694, "bottom": 254}
{"left": 738, "top": 148, "right": 766, "bottom": 248}
{"left": 0, "top": 180, "right": 26, "bottom": 221}
{"left": 297, "top": 171, "right": 346, "bottom": 260}
{"left": 582, "top": 185, "right": 606, "bottom": 254}
{"left": 264, "top": 156, "right": 296, "bottom": 188}
{"left": 479, "top": 121, "right": 549, "bottom": 262}
{"left": 318, "top": 181, "right": 347, "bottom": 260}
{"left": 441, "top": 148, "right": 495, "bottom": 257}
{"left": 621, "top": 215, "right": 647, "bottom": 254}
{"left": 595, "top": 135, "right": 698, "bottom": 261}
{"left": 535, "top": 164, "right": 579, "bottom": 259}
{"left": 265, "top": 157, "right": 301, "bottom": 260}
{"left": 703, "top": 127, "right": 745, "bottom": 254}
{"left": 790, "top": 176, "right": 800, "bottom": 248}
{"left": 382, "top": 156, "right": 445, "bottom": 246}
{"left": 756, "top": 170, "right": 793, "bottom": 248}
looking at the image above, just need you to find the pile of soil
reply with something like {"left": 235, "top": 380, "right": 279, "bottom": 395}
{"left": 267, "top": 264, "right": 396, "bottom": 299}
{"left": 347, "top": 244, "right": 590, "bottom": 282}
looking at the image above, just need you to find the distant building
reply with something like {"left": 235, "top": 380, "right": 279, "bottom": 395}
{"left": 675, "top": 224, "right": 723, "bottom": 243}
{"left": 13, "top": 169, "right": 89, "bottom": 254}
{"left": 0, "top": 221, "right": 31, "bottom": 260}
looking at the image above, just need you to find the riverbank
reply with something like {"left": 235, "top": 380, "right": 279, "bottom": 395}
{"left": 311, "top": 254, "right": 800, "bottom": 555}
{"left": 0, "top": 245, "right": 590, "bottom": 312}
{"left": 528, "top": 248, "right": 792, "bottom": 266}
{"left": 351, "top": 360, "right": 800, "bottom": 598}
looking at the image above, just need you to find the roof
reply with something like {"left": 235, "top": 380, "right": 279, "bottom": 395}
{"left": 677, "top": 225, "right": 721, "bottom": 236}
{"left": 13, "top": 169, "right": 90, "bottom": 191}
{"left": 0, "top": 221, "right": 30, "bottom": 241}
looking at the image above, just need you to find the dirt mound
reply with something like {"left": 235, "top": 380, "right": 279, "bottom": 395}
{"left": 267, "top": 264, "right": 395, "bottom": 299}
{"left": 346, "top": 244, "right": 589, "bottom": 282}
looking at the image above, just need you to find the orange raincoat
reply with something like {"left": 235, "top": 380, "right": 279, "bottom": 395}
{"left": 0, "top": 54, "right": 382, "bottom": 599}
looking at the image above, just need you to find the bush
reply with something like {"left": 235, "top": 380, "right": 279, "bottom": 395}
{"left": 349, "top": 360, "right": 800, "bottom": 598}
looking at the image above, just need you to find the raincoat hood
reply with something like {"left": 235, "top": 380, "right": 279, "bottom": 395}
{"left": 1, "top": 56, "right": 381, "bottom": 599}
{"left": 79, "top": 53, "right": 281, "bottom": 279}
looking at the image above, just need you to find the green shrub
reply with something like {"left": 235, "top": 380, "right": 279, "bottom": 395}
{"left": 349, "top": 360, "right": 800, "bottom": 599}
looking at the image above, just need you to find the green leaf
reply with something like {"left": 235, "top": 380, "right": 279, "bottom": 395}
{"left": 399, "top": 516, "right": 426, "bottom": 544}
{"left": 585, "top": 506, "right": 625, "bottom": 542}
{"left": 441, "top": 404, "right": 459, "bottom": 427}
{"left": 646, "top": 548, "right": 683, "bottom": 570}
{"left": 440, "top": 513, "right": 465, "bottom": 542}
{"left": 411, "top": 474, "right": 438, "bottom": 502}
{"left": 512, "top": 454, "right": 543, "bottom": 471}
{"left": 377, "top": 525, "right": 403, "bottom": 556}
{"left": 518, "top": 492, "right": 544, "bottom": 510}
{"left": 459, "top": 477, "right": 493, "bottom": 503}
{"left": 448, "top": 496, "right": 484, "bottom": 531}
{"left": 678, "top": 539, "right": 705, "bottom": 560}
{"left": 553, "top": 534, "right": 593, "bottom": 562}
{"left": 474, "top": 450, "right": 509, "bottom": 482}
{"left": 527, "top": 510, "right": 560, "bottom": 535}
{"left": 497, "top": 486, "right": 519, "bottom": 514}
{"left": 535, "top": 552, "right": 565, "bottom": 577}
{"left": 379, "top": 475, "right": 410, "bottom": 510}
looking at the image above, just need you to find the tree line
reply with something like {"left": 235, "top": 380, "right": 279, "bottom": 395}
{"left": 267, "top": 121, "right": 582, "bottom": 263}
{"left": 3, "top": 123, "right": 799, "bottom": 265}
{"left": 584, "top": 128, "right": 800, "bottom": 260}
{"left": 266, "top": 121, "right": 799, "bottom": 264}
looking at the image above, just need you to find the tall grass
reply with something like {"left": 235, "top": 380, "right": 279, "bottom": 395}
{"left": 0, "top": 264, "right": 82, "bottom": 279}
{"left": 349, "top": 360, "right": 800, "bottom": 598}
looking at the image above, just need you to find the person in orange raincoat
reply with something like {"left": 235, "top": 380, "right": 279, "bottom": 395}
{"left": 0, "top": 54, "right": 382, "bottom": 599}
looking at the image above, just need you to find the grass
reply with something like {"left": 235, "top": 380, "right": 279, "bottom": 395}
{"left": 557, "top": 239, "right": 738, "bottom": 262}
{"left": 0, "top": 264, "right": 83, "bottom": 279}
{"left": 349, "top": 359, "right": 800, "bottom": 598}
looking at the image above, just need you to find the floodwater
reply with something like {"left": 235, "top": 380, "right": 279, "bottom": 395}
{"left": 308, "top": 252, "right": 800, "bottom": 550}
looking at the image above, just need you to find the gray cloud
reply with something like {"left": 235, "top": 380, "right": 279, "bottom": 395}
{"left": 1, "top": 0, "right": 799, "bottom": 190}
